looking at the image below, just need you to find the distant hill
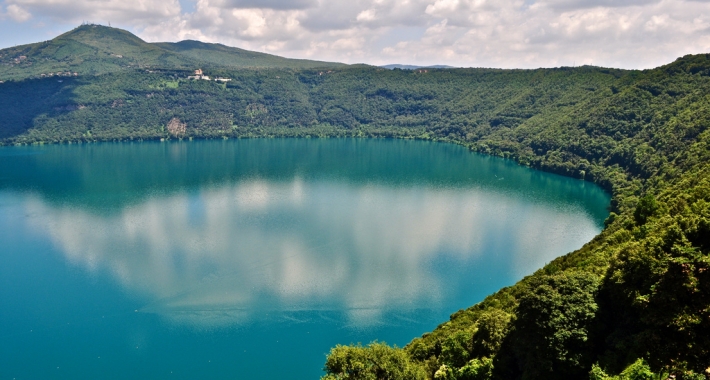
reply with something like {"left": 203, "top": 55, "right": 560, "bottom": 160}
{"left": 155, "top": 40, "right": 345, "bottom": 70}
{"left": 0, "top": 24, "right": 345, "bottom": 81}
{"left": 381, "top": 64, "right": 457, "bottom": 70}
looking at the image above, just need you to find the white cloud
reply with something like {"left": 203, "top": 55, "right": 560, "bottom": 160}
{"left": 356, "top": 8, "right": 376, "bottom": 22}
{"left": 425, "top": 0, "right": 461, "bottom": 16}
{"left": 538, "top": 0, "right": 662, "bottom": 11}
{"left": 6, "top": 4, "right": 32, "bottom": 21}
{"left": 1, "top": 0, "right": 710, "bottom": 68}
{"left": 222, "top": 0, "right": 316, "bottom": 9}
{"left": 23, "top": 178, "right": 600, "bottom": 328}
{"left": 6, "top": 0, "right": 181, "bottom": 24}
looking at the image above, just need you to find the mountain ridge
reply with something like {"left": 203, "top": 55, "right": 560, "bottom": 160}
{"left": 381, "top": 64, "right": 458, "bottom": 70}
{"left": 0, "top": 24, "right": 346, "bottom": 81}
{"left": 155, "top": 39, "right": 346, "bottom": 70}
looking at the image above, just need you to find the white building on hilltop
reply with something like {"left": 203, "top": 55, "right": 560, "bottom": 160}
{"left": 188, "top": 69, "right": 211, "bottom": 80}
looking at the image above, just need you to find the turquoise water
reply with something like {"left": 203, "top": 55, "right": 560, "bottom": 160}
{"left": 0, "top": 138, "right": 609, "bottom": 379}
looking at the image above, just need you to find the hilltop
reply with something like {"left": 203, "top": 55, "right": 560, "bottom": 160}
{"left": 381, "top": 64, "right": 458, "bottom": 70}
{"left": 0, "top": 24, "right": 345, "bottom": 81}
{"left": 154, "top": 39, "right": 346, "bottom": 71}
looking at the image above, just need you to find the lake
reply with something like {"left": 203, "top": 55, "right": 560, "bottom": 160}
{"left": 0, "top": 138, "right": 609, "bottom": 379}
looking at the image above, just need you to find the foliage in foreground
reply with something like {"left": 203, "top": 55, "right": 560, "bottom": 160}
{"left": 322, "top": 342, "right": 427, "bottom": 380}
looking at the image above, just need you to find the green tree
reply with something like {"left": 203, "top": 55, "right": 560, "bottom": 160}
{"left": 470, "top": 309, "right": 512, "bottom": 358}
{"left": 322, "top": 342, "right": 426, "bottom": 380}
{"left": 458, "top": 357, "right": 494, "bottom": 380}
{"left": 634, "top": 195, "right": 659, "bottom": 225}
{"left": 504, "top": 272, "right": 600, "bottom": 380}
{"left": 601, "top": 189, "right": 710, "bottom": 376}
{"left": 589, "top": 359, "right": 661, "bottom": 380}
{"left": 441, "top": 330, "right": 473, "bottom": 368}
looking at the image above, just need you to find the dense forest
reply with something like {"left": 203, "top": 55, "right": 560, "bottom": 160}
{"left": 2, "top": 25, "right": 710, "bottom": 380}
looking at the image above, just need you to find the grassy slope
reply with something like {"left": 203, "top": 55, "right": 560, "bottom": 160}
{"left": 155, "top": 40, "right": 346, "bottom": 69}
{"left": 0, "top": 25, "right": 191, "bottom": 80}
{"left": 0, "top": 25, "right": 344, "bottom": 81}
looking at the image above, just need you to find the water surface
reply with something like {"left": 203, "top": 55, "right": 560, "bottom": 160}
{"left": 0, "top": 138, "right": 609, "bottom": 379}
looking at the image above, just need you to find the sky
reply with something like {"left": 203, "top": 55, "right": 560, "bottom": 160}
{"left": 1, "top": 0, "right": 709, "bottom": 69}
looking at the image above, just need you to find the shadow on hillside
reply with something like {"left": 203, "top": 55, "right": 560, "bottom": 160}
{"left": 0, "top": 76, "right": 84, "bottom": 143}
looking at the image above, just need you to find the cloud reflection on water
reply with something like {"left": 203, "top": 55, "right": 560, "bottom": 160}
{"left": 23, "top": 177, "right": 600, "bottom": 328}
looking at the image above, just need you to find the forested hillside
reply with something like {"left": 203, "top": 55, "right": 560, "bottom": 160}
{"left": 321, "top": 56, "right": 710, "bottom": 380}
{"left": 2, "top": 26, "right": 710, "bottom": 380}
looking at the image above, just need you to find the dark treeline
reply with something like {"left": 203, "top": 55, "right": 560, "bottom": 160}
{"left": 2, "top": 33, "right": 710, "bottom": 379}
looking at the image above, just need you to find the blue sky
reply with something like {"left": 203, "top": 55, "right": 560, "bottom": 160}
{"left": 1, "top": 0, "right": 709, "bottom": 69}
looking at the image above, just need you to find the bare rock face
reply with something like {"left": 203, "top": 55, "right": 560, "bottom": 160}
{"left": 167, "top": 117, "right": 187, "bottom": 137}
